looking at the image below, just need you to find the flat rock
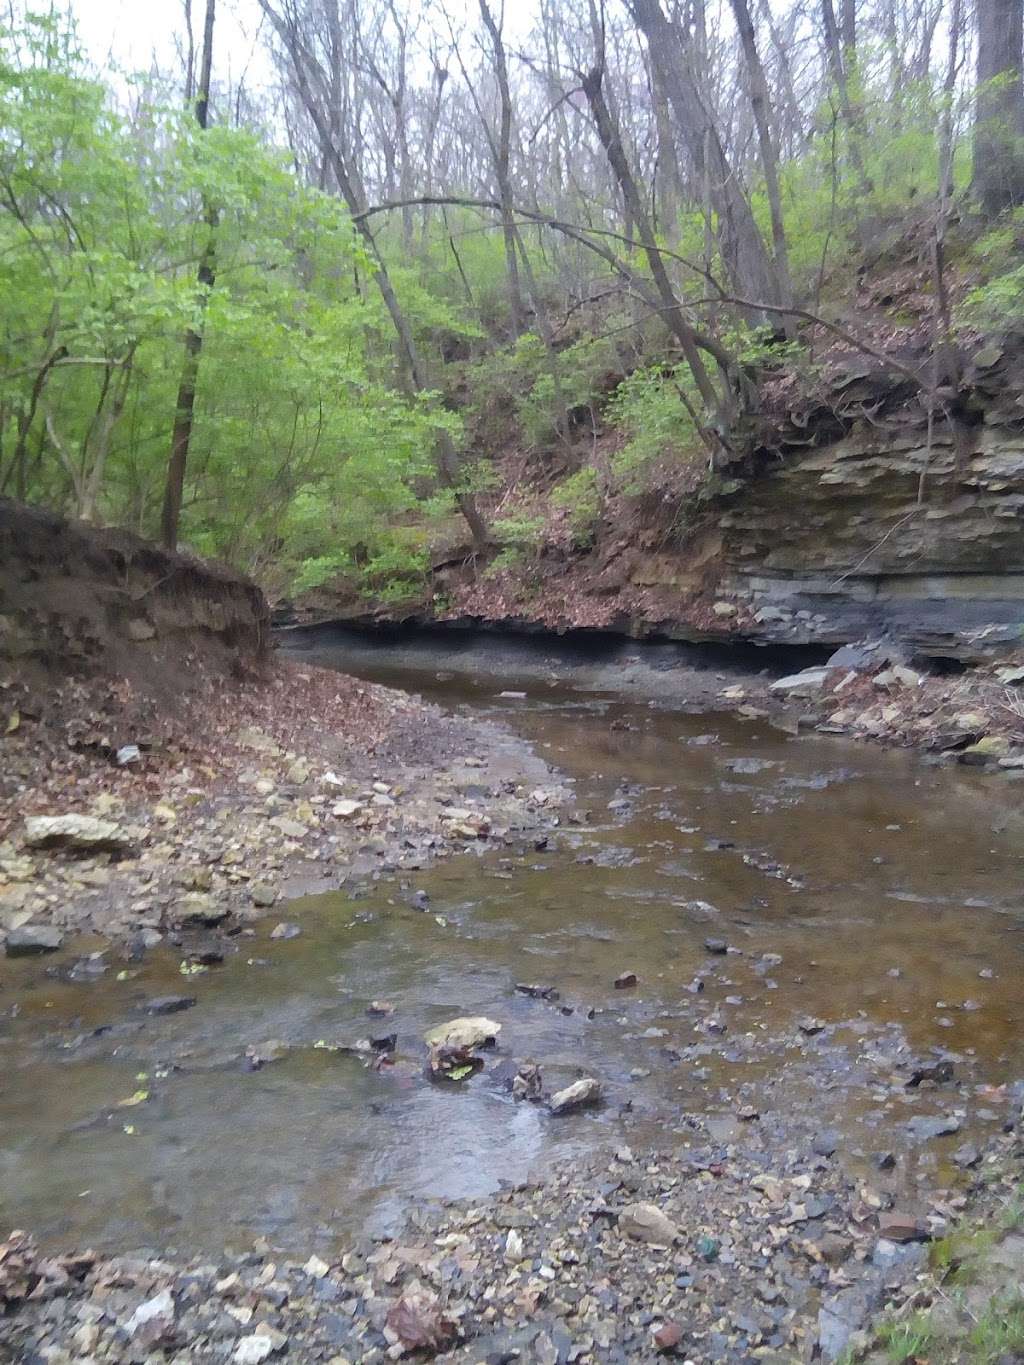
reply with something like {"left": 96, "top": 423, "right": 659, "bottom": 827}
{"left": 907, "top": 1114, "right": 961, "bottom": 1141}
{"left": 423, "top": 1016, "right": 501, "bottom": 1049}
{"left": 549, "top": 1077, "right": 602, "bottom": 1114}
{"left": 144, "top": 994, "right": 197, "bottom": 1015}
{"left": 878, "top": 1211, "right": 930, "bottom": 1243}
{"left": 24, "top": 814, "right": 130, "bottom": 852}
{"left": 5, "top": 923, "right": 63, "bottom": 955}
{"left": 769, "top": 667, "right": 830, "bottom": 697}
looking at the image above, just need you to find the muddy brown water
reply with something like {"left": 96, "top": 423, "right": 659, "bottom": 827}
{"left": 3, "top": 648, "right": 1024, "bottom": 1256}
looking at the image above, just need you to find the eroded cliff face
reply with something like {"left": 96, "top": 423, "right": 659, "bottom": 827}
{"left": 706, "top": 372, "right": 1024, "bottom": 656}
{"left": 0, "top": 498, "right": 269, "bottom": 696}
{"left": 286, "top": 344, "right": 1024, "bottom": 661}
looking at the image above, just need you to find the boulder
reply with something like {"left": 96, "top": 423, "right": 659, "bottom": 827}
{"left": 768, "top": 668, "right": 830, "bottom": 698}
{"left": 5, "top": 923, "right": 63, "bottom": 955}
{"left": 423, "top": 1016, "right": 501, "bottom": 1050}
{"left": 618, "top": 1201, "right": 680, "bottom": 1245}
{"left": 549, "top": 1077, "right": 602, "bottom": 1114}
{"left": 24, "top": 814, "right": 129, "bottom": 853}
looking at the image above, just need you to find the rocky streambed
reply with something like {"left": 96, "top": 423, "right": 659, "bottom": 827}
{"left": 3, "top": 654, "right": 1024, "bottom": 1363}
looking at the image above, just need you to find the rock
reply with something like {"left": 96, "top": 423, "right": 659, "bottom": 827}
{"left": 179, "top": 893, "right": 229, "bottom": 926}
{"left": 503, "top": 1229, "right": 524, "bottom": 1263}
{"left": 549, "top": 1077, "right": 602, "bottom": 1114}
{"left": 234, "top": 1333, "right": 282, "bottom": 1363}
{"left": 126, "top": 617, "right": 155, "bottom": 641}
{"left": 5, "top": 923, "right": 63, "bottom": 955}
{"left": 712, "top": 602, "right": 738, "bottom": 618}
{"left": 874, "top": 666, "right": 923, "bottom": 689}
{"left": 116, "top": 744, "right": 141, "bottom": 766}
{"left": 959, "top": 736, "right": 1011, "bottom": 764}
{"left": 512, "top": 1063, "right": 543, "bottom": 1101}
{"left": 907, "top": 1114, "right": 961, "bottom": 1140}
{"left": 619, "top": 1201, "right": 680, "bottom": 1245}
{"left": 270, "top": 921, "right": 301, "bottom": 940}
{"left": 798, "top": 1016, "right": 826, "bottom": 1035}
{"left": 367, "top": 1000, "right": 395, "bottom": 1016}
{"left": 878, "top": 1212, "right": 930, "bottom": 1243}
{"left": 251, "top": 884, "right": 278, "bottom": 908}
{"left": 768, "top": 668, "right": 830, "bottom": 697}
{"left": 818, "top": 1286, "right": 879, "bottom": 1362}
{"left": 245, "top": 1039, "right": 289, "bottom": 1069}
{"left": 995, "top": 666, "right": 1024, "bottom": 684}
{"left": 953, "top": 1141, "right": 981, "bottom": 1168}
{"left": 515, "top": 982, "right": 559, "bottom": 1000}
{"left": 125, "top": 1288, "right": 175, "bottom": 1336}
{"left": 652, "top": 1321, "right": 684, "bottom": 1352}
{"left": 24, "top": 814, "right": 129, "bottom": 852}
{"left": 144, "top": 994, "right": 197, "bottom": 1015}
{"left": 270, "top": 817, "right": 308, "bottom": 839}
{"left": 423, "top": 1016, "right": 501, "bottom": 1049}
{"left": 303, "top": 1254, "right": 330, "bottom": 1277}
{"left": 286, "top": 760, "right": 311, "bottom": 784}
{"left": 812, "top": 1129, "right": 840, "bottom": 1157}
{"left": 332, "top": 799, "right": 363, "bottom": 818}
{"left": 704, "top": 937, "right": 728, "bottom": 954}
{"left": 614, "top": 971, "right": 638, "bottom": 989}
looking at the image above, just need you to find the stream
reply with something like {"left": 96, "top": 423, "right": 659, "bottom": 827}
{"left": 3, "top": 637, "right": 1024, "bottom": 1258}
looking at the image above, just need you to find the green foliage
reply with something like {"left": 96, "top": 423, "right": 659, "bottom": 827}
{"left": 488, "top": 512, "right": 545, "bottom": 576}
{"left": 876, "top": 1311, "right": 935, "bottom": 1364}
{"left": 970, "top": 1291, "right": 1024, "bottom": 1360}
{"left": 605, "top": 365, "right": 700, "bottom": 490}
{"left": 0, "top": 10, "right": 461, "bottom": 595}
{"left": 551, "top": 467, "right": 602, "bottom": 548}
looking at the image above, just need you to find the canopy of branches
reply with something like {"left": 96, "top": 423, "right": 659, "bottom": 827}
{"left": 2, "top": 0, "right": 1022, "bottom": 595}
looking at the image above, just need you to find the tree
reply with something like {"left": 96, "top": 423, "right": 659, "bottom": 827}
{"left": 161, "top": 0, "right": 217, "bottom": 551}
{"left": 973, "top": 0, "right": 1024, "bottom": 216}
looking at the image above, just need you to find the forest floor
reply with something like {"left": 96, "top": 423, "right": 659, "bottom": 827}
{"left": 0, "top": 657, "right": 568, "bottom": 958}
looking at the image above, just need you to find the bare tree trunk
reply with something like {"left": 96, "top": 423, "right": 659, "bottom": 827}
{"left": 727, "top": 0, "right": 795, "bottom": 327}
{"left": 478, "top": 0, "right": 525, "bottom": 336}
{"left": 627, "top": 0, "right": 782, "bottom": 320}
{"left": 973, "top": 0, "right": 1024, "bottom": 216}
{"left": 161, "top": 0, "right": 216, "bottom": 551}
{"left": 821, "top": 0, "right": 873, "bottom": 195}
{"left": 579, "top": 60, "right": 735, "bottom": 455}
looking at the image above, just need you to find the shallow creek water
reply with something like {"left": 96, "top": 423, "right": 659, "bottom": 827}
{"left": 3, "top": 647, "right": 1024, "bottom": 1257}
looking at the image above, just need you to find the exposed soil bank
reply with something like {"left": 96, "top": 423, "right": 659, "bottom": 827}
{"left": 1, "top": 497, "right": 268, "bottom": 697}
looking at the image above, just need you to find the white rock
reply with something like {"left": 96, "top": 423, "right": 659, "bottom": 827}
{"left": 618, "top": 1201, "right": 680, "bottom": 1245}
{"left": 331, "top": 799, "right": 363, "bottom": 818}
{"left": 303, "top": 1254, "right": 330, "bottom": 1277}
{"left": 24, "top": 814, "right": 130, "bottom": 851}
{"left": 234, "top": 1337, "right": 274, "bottom": 1364}
{"left": 423, "top": 1016, "right": 501, "bottom": 1049}
{"left": 549, "top": 1077, "right": 602, "bottom": 1114}
{"left": 125, "top": 1288, "right": 175, "bottom": 1336}
{"left": 504, "top": 1229, "right": 525, "bottom": 1263}
{"left": 768, "top": 667, "right": 831, "bottom": 697}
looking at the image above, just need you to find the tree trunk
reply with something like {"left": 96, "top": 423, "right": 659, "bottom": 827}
{"left": 627, "top": 0, "right": 782, "bottom": 321}
{"left": 728, "top": 0, "right": 796, "bottom": 326}
{"left": 478, "top": 0, "right": 525, "bottom": 336}
{"left": 161, "top": 0, "right": 217, "bottom": 551}
{"left": 973, "top": 0, "right": 1024, "bottom": 216}
{"left": 579, "top": 62, "right": 734, "bottom": 455}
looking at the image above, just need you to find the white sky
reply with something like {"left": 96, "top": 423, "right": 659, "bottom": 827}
{"left": 72, "top": 0, "right": 274, "bottom": 92}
